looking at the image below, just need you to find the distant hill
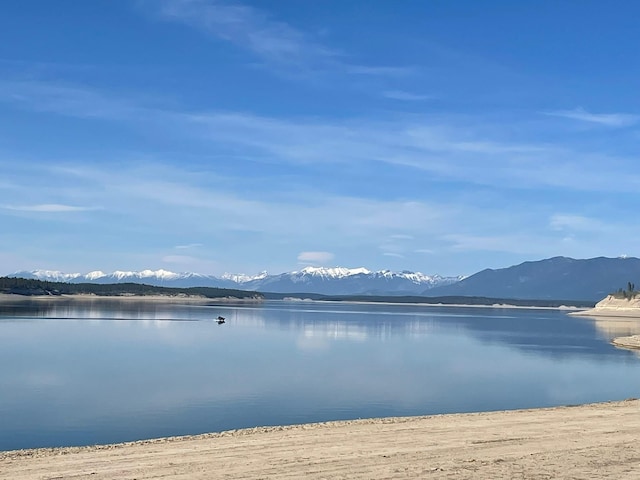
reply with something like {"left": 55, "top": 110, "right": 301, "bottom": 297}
{"left": 425, "top": 256, "right": 640, "bottom": 301}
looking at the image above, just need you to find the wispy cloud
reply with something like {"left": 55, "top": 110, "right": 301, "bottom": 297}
{"left": 2, "top": 204, "right": 97, "bottom": 212}
{"left": 7, "top": 156, "right": 639, "bottom": 275}
{"left": 5, "top": 80, "right": 640, "bottom": 195}
{"left": 390, "top": 234, "right": 414, "bottom": 240}
{"left": 345, "top": 65, "right": 416, "bottom": 77}
{"left": 549, "top": 214, "right": 608, "bottom": 232}
{"left": 144, "top": 0, "right": 411, "bottom": 79}
{"left": 543, "top": 107, "right": 639, "bottom": 127}
{"left": 152, "top": 0, "right": 335, "bottom": 67}
{"left": 0, "top": 80, "right": 137, "bottom": 119}
{"left": 383, "top": 90, "right": 433, "bottom": 101}
{"left": 442, "top": 233, "right": 544, "bottom": 255}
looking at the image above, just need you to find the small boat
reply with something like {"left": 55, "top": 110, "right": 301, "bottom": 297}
{"left": 217, "top": 316, "right": 226, "bottom": 325}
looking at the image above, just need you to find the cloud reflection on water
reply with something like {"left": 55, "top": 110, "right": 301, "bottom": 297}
{"left": 2, "top": 300, "right": 640, "bottom": 450}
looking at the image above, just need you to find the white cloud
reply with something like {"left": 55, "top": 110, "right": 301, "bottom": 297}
{"left": 543, "top": 108, "right": 639, "bottom": 127}
{"left": 383, "top": 252, "right": 404, "bottom": 258}
{"left": 153, "top": 0, "right": 335, "bottom": 67}
{"left": 297, "top": 251, "right": 335, "bottom": 264}
{"left": 2, "top": 204, "right": 96, "bottom": 212}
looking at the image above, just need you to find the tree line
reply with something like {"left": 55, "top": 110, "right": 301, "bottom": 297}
{"left": 612, "top": 281, "right": 638, "bottom": 300}
{"left": 0, "top": 276, "right": 263, "bottom": 299}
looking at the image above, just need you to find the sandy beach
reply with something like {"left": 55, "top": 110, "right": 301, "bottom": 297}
{"left": 2, "top": 399, "right": 640, "bottom": 479}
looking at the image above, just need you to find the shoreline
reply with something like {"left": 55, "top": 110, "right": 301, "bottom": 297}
{"left": 570, "top": 308, "right": 640, "bottom": 317}
{"left": 570, "top": 294, "right": 640, "bottom": 318}
{"left": 611, "top": 335, "right": 640, "bottom": 350}
{"left": 310, "top": 298, "right": 585, "bottom": 310}
{"left": 0, "top": 293, "right": 587, "bottom": 310}
{"left": 3, "top": 399, "right": 640, "bottom": 479}
{"left": 0, "top": 293, "right": 261, "bottom": 303}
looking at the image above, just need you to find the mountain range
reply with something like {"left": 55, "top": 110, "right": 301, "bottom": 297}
{"left": 9, "top": 256, "right": 640, "bottom": 300}
{"left": 9, "top": 266, "right": 462, "bottom": 296}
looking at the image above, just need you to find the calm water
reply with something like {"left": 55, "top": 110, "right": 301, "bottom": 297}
{"left": 2, "top": 299, "right": 640, "bottom": 451}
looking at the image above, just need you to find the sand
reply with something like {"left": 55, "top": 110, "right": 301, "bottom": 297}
{"left": 0, "top": 293, "right": 258, "bottom": 303}
{"left": 612, "top": 335, "right": 640, "bottom": 350}
{"left": 2, "top": 399, "right": 640, "bottom": 480}
{"left": 570, "top": 295, "right": 640, "bottom": 318}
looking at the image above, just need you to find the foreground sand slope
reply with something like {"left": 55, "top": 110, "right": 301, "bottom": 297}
{"left": 2, "top": 400, "right": 640, "bottom": 480}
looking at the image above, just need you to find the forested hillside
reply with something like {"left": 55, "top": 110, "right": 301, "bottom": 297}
{"left": 0, "top": 276, "right": 263, "bottom": 299}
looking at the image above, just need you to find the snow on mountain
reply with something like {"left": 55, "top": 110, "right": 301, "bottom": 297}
{"left": 110, "top": 269, "right": 185, "bottom": 281}
{"left": 296, "top": 266, "right": 372, "bottom": 278}
{"left": 14, "top": 270, "right": 83, "bottom": 282}
{"left": 85, "top": 271, "right": 107, "bottom": 281}
{"left": 221, "top": 271, "right": 269, "bottom": 283}
{"left": 8, "top": 267, "right": 463, "bottom": 295}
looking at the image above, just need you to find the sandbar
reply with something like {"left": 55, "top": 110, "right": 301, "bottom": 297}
{"left": 2, "top": 399, "right": 640, "bottom": 479}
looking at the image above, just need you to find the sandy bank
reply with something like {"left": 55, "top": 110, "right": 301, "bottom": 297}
{"left": 569, "top": 295, "right": 640, "bottom": 350}
{"left": 571, "top": 294, "right": 640, "bottom": 318}
{"left": 3, "top": 399, "right": 640, "bottom": 479}
{"left": 611, "top": 335, "right": 640, "bottom": 350}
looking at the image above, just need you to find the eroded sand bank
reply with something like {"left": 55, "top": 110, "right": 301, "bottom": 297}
{"left": 2, "top": 399, "right": 640, "bottom": 480}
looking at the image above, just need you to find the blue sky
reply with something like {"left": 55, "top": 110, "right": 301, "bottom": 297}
{"left": 2, "top": 0, "right": 640, "bottom": 277}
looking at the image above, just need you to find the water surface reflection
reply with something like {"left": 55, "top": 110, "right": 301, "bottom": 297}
{"left": 1, "top": 300, "right": 639, "bottom": 451}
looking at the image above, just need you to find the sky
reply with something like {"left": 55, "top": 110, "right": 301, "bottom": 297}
{"left": 2, "top": 0, "right": 640, "bottom": 277}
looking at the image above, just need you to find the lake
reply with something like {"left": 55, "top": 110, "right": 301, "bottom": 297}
{"left": 1, "top": 299, "right": 640, "bottom": 451}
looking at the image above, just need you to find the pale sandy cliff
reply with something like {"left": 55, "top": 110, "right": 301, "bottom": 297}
{"left": 572, "top": 294, "right": 640, "bottom": 317}
{"left": 573, "top": 294, "right": 640, "bottom": 350}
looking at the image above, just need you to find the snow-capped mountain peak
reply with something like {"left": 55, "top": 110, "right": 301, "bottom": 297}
{"left": 7, "top": 266, "right": 463, "bottom": 296}
{"left": 13, "top": 270, "right": 82, "bottom": 282}
{"left": 84, "top": 271, "right": 107, "bottom": 280}
{"left": 221, "top": 271, "right": 269, "bottom": 283}
{"left": 297, "top": 266, "right": 371, "bottom": 278}
{"left": 138, "top": 269, "right": 183, "bottom": 280}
